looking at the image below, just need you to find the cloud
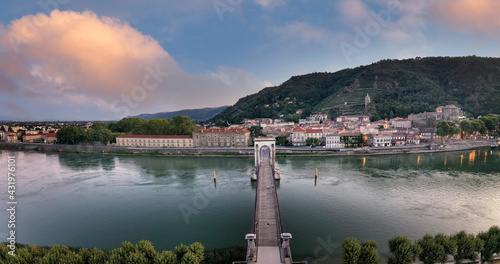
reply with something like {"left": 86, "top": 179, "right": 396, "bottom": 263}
{"left": 254, "top": 0, "right": 285, "bottom": 9}
{"left": 272, "top": 21, "right": 331, "bottom": 43}
{"left": 0, "top": 10, "right": 268, "bottom": 119}
{"left": 338, "top": 0, "right": 372, "bottom": 27}
{"left": 431, "top": 0, "right": 500, "bottom": 35}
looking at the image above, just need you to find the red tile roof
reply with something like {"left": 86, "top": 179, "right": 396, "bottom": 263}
{"left": 306, "top": 129, "right": 323, "bottom": 134}
{"left": 196, "top": 128, "right": 250, "bottom": 134}
{"left": 293, "top": 127, "right": 306, "bottom": 132}
{"left": 117, "top": 135, "right": 193, "bottom": 139}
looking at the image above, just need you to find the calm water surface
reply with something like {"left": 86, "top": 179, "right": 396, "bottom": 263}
{"left": 1, "top": 149, "right": 499, "bottom": 263}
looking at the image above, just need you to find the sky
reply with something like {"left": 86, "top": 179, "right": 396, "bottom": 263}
{"left": 1, "top": 0, "right": 500, "bottom": 121}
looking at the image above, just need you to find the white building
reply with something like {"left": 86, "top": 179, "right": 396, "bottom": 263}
{"left": 291, "top": 127, "right": 307, "bottom": 146}
{"left": 390, "top": 118, "right": 412, "bottom": 129}
{"left": 116, "top": 135, "right": 193, "bottom": 148}
{"left": 371, "top": 134, "right": 391, "bottom": 147}
{"left": 324, "top": 134, "right": 343, "bottom": 148}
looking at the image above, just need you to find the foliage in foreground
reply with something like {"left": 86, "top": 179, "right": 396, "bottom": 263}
{"left": 340, "top": 226, "right": 500, "bottom": 264}
{"left": 0, "top": 240, "right": 204, "bottom": 264}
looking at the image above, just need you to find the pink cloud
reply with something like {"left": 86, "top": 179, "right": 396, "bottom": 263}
{"left": 0, "top": 10, "right": 268, "bottom": 119}
{"left": 432, "top": 0, "right": 500, "bottom": 35}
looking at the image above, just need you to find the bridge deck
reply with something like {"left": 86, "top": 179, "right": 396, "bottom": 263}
{"left": 254, "top": 157, "right": 281, "bottom": 262}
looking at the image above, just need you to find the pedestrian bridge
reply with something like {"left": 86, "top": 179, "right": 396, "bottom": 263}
{"left": 236, "top": 138, "right": 294, "bottom": 264}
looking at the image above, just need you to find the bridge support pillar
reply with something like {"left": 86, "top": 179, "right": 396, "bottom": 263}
{"left": 245, "top": 233, "right": 257, "bottom": 262}
{"left": 253, "top": 137, "right": 276, "bottom": 181}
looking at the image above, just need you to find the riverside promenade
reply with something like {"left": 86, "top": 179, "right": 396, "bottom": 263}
{"left": 1, "top": 140, "right": 495, "bottom": 157}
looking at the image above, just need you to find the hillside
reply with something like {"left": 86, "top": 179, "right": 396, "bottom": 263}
{"left": 213, "top": 56, "right": 500, "bottom": 123}
{"left": 131, "top": 106, "right": 229, "bottom": 121}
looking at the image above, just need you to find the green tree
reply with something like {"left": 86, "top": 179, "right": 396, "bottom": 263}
{"left": 249, "top": 126, "right": 264, "bottom": 139}
{"left": 471, "top": 119, "right": 487, "bottom": 135}
{"left": 84, "top": 128, "right": 113, "bottom": 145}
{"left": 276, "top": 135, "right": 288, "bottom": 146}
{"left": 215, "top": 119, "right": 226, "bottom": 128}
{"left": 56, "top": 126, "right": 85, "bottom": 144}
{"left": 171, "top": 115, "right": 197, "bottom": 135}
{"left": 342, "top": 238, "right": 361, "bottom": 264}
{"left": 144, "top": 118, "right": 171, "bottom": 135}
{"left": 156, "top": 251, "right": 177, "bottom": 264}
{"left": 452, "top": 230, "right": 483, "bottom": 264}
{"left": 436, "top": 121, "right": 460, "bottom": 137}
{"left": 306, "top": 137, "right": 321, "bottom": 146}
{"left": 130, "top": 118, "right": 149, "bottom": 135}
{"left": 478, "top": 226, "right": 500, "bottom": 264}
{"left": 388, "top": 236, "right": 421, "bottom": 264}
{"left": 479, "top": 116, "right": 499, "bottom": 132}
{"left": 416, "top": 233, "right": 455, "bottom": 264}
{"left": 359, "top": 240, "right": 381, "bottom": 264}
{"left": 115, "top": 117, "right": 145, "bottom": 133}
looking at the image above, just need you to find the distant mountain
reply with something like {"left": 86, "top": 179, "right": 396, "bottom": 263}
{"left": 213, "top": 56, "right": 500, "bottom": 123}
{"left": 131, "top": 106, "right": 230, "bottom": 121}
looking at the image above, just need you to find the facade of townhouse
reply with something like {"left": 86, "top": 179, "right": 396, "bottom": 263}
{"left": 405, "top": 134, "right": 420, "bottom": 145}
{"left": 391, "top": 133, "right": 407, "bottom": 145}
{"left": 307, "top": 114, "right": 328, "bottom": 123}
{"left": 391, "top": 118, "right": 412, "bottom": 129}
{"left": 6, "top": 132, "right": 18, "bottom": 143}
{"left": 340, "top": 133, "right": 363, "bottom": 148}
{"left": 23, "top": 133, "right": 57, "bottom": 143}
{"left": 192, "top": 128, "right": 250, "bottom": 147}
{"left": 371, "top": 134, "right": 392, "bottom": 147}
{"left": 116, "top": 135, "right": 193, "bottom": 148}
{"left": 336, "top": 115, "right": 370, "bottom": 123}
{"left": 324, "top": 134, "right": 343, "bottom": 148}
{"left": 291, "top": 127, "right": 307, "bottom": 146}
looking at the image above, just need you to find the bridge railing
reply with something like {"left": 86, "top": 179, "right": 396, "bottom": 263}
{"left": 251, "top": 163, "right": 259, "bottom": 234}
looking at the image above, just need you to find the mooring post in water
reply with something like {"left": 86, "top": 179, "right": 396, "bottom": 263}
{"left": 315, "top": 168, "right": 317, "bottom": 179}
{"left": 213, "top": 171, "right": 216, "bottom": 181}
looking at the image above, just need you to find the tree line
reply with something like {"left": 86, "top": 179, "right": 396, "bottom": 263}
{"left": 56, "top": 116, "right": 197, "bottom": 145}
{"left": 341, "top": 226, "right": 500, "bottom": 264}
{"left": 436, "top": 115, "right": 499, "bottom": 138}
{"left": 0, "top": 240, "right": 204, "bottom": 264}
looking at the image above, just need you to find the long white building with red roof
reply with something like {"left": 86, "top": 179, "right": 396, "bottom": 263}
{"left": 116, "top": 135, "right": 193, "bottom": 148}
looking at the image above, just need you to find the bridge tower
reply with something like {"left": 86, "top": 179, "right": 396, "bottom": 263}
{"left": 253, "top": 137, "right": 278, "bottom": 181}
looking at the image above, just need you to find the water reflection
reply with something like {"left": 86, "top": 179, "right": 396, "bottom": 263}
{"left": 58, "top": 153, "right": 115, "bottom": 171}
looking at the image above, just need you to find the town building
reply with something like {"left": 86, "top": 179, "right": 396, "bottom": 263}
{"left": 116, "top": 135, "right": 193, "bottom": 148}
{"left": 391, "top": 133, "right": 407, "bottom": 145}
{"left": 441, "top": 105, "right": 460, "bottom": 123}
{"left": 336, "top": 115, "right": 370, "bottom": 123}
{"left": 291, "top": 127, "right": 306, "bottom": 146}
{"left": 391, "top": 118, "right": 412, "bottom": 129}
{"left": 370, "top": 134, "right": 392, "bottom": 147}
{"left": 405, "top": 134, "right": 420, "bottom": 145}
{"left": 324, "top": 134, "right": 343, "bottom": 148}
{"left": 192, "top": 128, "right": 250, "bottom": 147}
{"left": 339, "top": 133, "right": 363, "bottom": 148}
{"left": 23, "top": 133, "right": 57, "bottom": 143}
{"left": 307, "top": 114, "right": 328, "bottom": 123}
{"left": 6, "top": 132, "right": 18, "bottom": 143}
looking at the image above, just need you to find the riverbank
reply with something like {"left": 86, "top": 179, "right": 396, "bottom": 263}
{"left": 0, "top": 140, "right": 496, "bottom": 157}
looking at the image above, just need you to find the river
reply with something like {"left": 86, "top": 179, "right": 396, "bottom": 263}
{"left": 1, "top": 149, "right": 499, "bottom": 263}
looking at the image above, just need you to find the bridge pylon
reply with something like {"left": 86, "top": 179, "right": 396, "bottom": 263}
{"left": 253, "top": 137, "right": 279, "bottom": 181}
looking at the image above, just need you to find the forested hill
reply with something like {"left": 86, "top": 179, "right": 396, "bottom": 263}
{"left": 131, "top": 106, "right": 229, "bottom": 121}
{"left": 213, "top": 56, "right": 500, "bottom": 123}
